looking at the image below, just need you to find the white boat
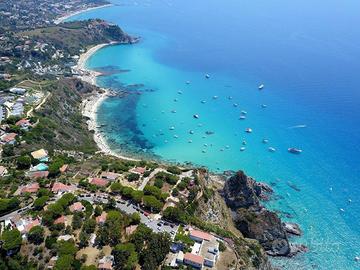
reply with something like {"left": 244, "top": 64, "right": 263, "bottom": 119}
{"left": 178, "top": 90, "right": 183, "bottom": 94}
{"left": 268, "top": 147, "right": 276, "bottom": 152}
{"left": 171, "top": 110, "right": 177, "bottom": 113}
{"left": 258, "top": 84, "right": 265, "bottom": 90}
{"left": 242, "top": 140, "right": 247, "bottom": 145}
{"left": 188, "top": 140, "right": 193, "bottom": 143}
{"left": 201, "top": 100, "right": 206, "bottom": 104}
{"left": 193, "top": 114, "right": 199, "bottom": 119}
{"left": 261, "top": 104, "right": 267, "bottom": 108}
{"left": 186, "top": 81, "right": 190, "bottom": 84}
{"left": 288, "top": 148, "right": 302, "bottom": 154}
{"left": 240, "top": 147, "right": 246, "bottom": 151}
{"left": 205, "top": 74, "right": 210, "bottom": 79}
{"left": 355, "top": 256, "right": 360, "bottom": 262}
{"left": 239, "top": 115, "right": 246, "bottom": 120}
{"left": 262, "top": 139, "right": 269, "bottom": 144}
{"left": 245, "top": 128, "right": 253, "bottom": 133}
{"left": 189, "top": 130, "right": 194, "bottom": 134}
{"left": 169, "top": 126, "right": 175, "bottom": 130}
{"left": 241, "top": 110, "right": 247, "bottom": 115}
{"left": 233, "top": 103, "right": 238, "bottom": 107}
{"left": 213, "top": 95, "right": 218, "bottom": 99}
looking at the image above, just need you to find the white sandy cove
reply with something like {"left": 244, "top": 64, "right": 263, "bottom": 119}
{"left": 75, "top": 43, "right": 139, "bottom": 161}
{"left": 54, "top": 4, "right": 113, "bottom": 25}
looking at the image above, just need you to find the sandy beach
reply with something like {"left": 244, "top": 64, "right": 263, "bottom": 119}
{"left": 54, "top": 4, "right": 113, "bottom": 24}
{"left": 76, "top": 43, "right": 139, "bottom": 161}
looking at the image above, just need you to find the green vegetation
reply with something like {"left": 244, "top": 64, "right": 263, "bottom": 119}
{"left": 154, "top": 171, "right": 179, "bottom": 185}
{"left": 28, "top": 225, "right": 45, "bottom": 245}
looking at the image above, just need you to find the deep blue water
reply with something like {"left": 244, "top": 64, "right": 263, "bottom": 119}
{"left": 69, "top": 0, "right": 360, "bottom": 269}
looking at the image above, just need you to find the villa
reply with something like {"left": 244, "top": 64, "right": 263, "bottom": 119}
{"left": 51, "top": 182, "right": 76, "bottom": 194}
{"left": 96, "top": 212, "right": 108, "bottom": 224}
{"left": 69, "top": 202, "right": 85, "bottom": 212}
{"left": 89, "top": 177, "right": 108, "bottom": 187}
{"left": 1, "top": 132, "right": 17, "bottom": 144}
{"left": 30, "top": 148, "right": 49, "bottom": 162}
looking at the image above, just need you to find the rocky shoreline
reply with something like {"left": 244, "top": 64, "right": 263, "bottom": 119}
{"left": 222, "top": 170, "right": 307, "bottom": 258}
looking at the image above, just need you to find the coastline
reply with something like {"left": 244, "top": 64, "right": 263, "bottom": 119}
{"left": 74, "top": 43, "right": 139, "bottom": 162}
{"left": 54, "top": 4, "right": 113, "bottom": 24}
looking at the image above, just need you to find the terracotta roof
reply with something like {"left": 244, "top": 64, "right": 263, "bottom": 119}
{"left": 54, "top": 216, "right": 66, "bottom": 224}
{"left": 15, "top": 119, "right": 30, "bottom": 126}
{"left": 28, "top": 171, "right": 49, "bottom": 179}
{"left": 24, "top": 219, "right": 40, "bottom": 233}
{"left": 132, "top": 167, "right": 146, "bottom": 174}
{"left": 52, "top": 182, "right": 75, "bottom": 193}
{"left": 21, "top": 182, "right": 40, "bottom": 193}
{"left": 90, "top": 177, "right": 108, "bottom": 187}
{"left": 1, "top": 133, "right": 17, "bottom": 143}
{"left": 184, "top": 253, "right": 204, "bottom": 265}
{"left": 30, "top": 149, "right": 48, "bottom": 159}
{"left": 190, "top": 229, "right": 213, "bottom": 241}
{"left": 96, "top": 212, "right": 107, "bottom": 224}
{"left": 69, "top": 202, "right": 84, "bottom": 212}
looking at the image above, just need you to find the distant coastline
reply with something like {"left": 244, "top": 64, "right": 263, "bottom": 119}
{"left": 54, "top": 4, "right": 113, "bottom": 24}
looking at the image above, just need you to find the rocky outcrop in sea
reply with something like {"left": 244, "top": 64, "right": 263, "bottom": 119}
{"left": 223, "top": 170, "right": 306, "bottom": 257}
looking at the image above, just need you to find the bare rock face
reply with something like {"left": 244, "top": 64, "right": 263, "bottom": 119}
{"left": 223, "top": 171, "right": 272, "bottom": 209}
{"left": 235, "top": 208, "right": 291, "bottom": 256}
{"left": 284, "top": 222, "right": 302, "bottom": 236}
{"left": 223, "top": 171, "right": 306, "bottom": 257}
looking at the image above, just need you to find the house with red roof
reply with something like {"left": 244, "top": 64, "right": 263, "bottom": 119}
{"left": 0, "top": 132, "right": 17, "bottom": 145}
{"left": 51, "top": 182, "right": 76, "bottom": 194}
{"left": 54, "top": 216, "right": 66, "bottom": 225}
{"left": 189, "top": 229, "right": 214, "bottom": 243}
{"left": 69, "top": 202, "right": 85, "bottom": 213}
{"left": 27, "top": 171, "right": 49, "bottom": 180}
{"left": 183, "top": 253, "right": 204, "bottom": 269}
{"left": 89, "top": 177, "right": 108, "bottom": 187}
{"left": 96, "top": 212, "right": 107, "bottom": 224}
{"left": 15, "top": 119, "right": 32, "bottom": 130}
{"left": 130, "top": 167, "right": 146, "bottom": 175}
{"left": 16, "top": 182, "right": 40, "bottom": 195}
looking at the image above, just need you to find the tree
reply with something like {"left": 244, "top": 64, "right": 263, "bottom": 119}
{"left": 79, "top": 231, "right": 89, "bottom": 248}
{"left": 163, "top": 207, "right": 187, "bottom": 223}
{"left": 130, "top": 212, "right": 141, "bottom": 225}
{"left": 72, "top": 212, "right": 83, "bottom": 230}
{"left": 1, "top": 228, "right": 22, "bottom": 252}
{"left": 56, "top": 240, "right": 77, "bottom": 256}
{"left": 28, "top": 226, "right": 44, "bottom": 245}
{"left": 143, "top": 195, "right": 163, "bottom": 213}
{"left": 112, "top": 243, "right": 138, "bottom": 270}
{"left": 33, "top": 196, "right": 49, "bottom": 211}
{"left": 16, "top": 155, "right": 32, "bottom": 169}
{"left": 130, "top": 190, "right": 143, "bottom": 204}
{"left": 54, "top": 255, "right": 73, "bottom": 270}
{"left": 127, "top": 173, "right": 140, "bottom": 182}
{"left": 166, "top": 166, "right": 182, "bottom": 175}
{"left": 110, "top": 182, "right": 123, "bottom": 194}
{"left": 83, "top": 218, "right": 96, "bottom": 234}
{"left": 94, "top": 205, "right": 102, "bottom": 216}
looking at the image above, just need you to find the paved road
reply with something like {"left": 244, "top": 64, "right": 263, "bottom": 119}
{"left": 81, "top": 193, "right": 178, "bottom": 238}
{"left": 138, "top": 168, "right": 164, "bottom": 191}
{"left": 0, "top": 203, "right": 33, "bottom": 222}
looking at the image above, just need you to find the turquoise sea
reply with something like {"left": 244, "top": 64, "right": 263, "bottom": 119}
{"left": 69, "top": 0, "right": 360, "bottom": 269}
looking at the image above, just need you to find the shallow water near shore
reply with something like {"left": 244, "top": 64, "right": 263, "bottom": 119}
{"left": 69, "top": 0, "right": 360, "bottom": 269}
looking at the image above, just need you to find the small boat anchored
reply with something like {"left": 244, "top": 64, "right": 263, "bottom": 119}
{"left": 205, "top": 74, "right": 210, "bottom": 79}
{"left": 268, "top": 147, "right": 276, "bottom": 152}
{"left": 258, "top": 84, "right": 265, "bottom": 90}
{"left": 193, "top": 114, "right": 200, "bottom": 119}
{"left": 245, "top": 128, "right": 253, "bottom": 133}
{"left": 240, "top": 147, "right": 246, "bottom": 152}
{"left": 288, "top": 148, "right": 302, "bottom": 154}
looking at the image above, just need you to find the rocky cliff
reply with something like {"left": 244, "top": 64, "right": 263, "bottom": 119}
{"left": 223, "top": 171, "right": 305, "bottom": 257}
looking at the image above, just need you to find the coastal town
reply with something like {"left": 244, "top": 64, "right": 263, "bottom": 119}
{"left": 0, "top": 1, "right": 307, "bottom": 270}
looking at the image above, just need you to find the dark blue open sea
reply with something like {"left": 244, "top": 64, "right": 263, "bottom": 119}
{"left": 69, "top": 0, "right": 360, "bottom": 268}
